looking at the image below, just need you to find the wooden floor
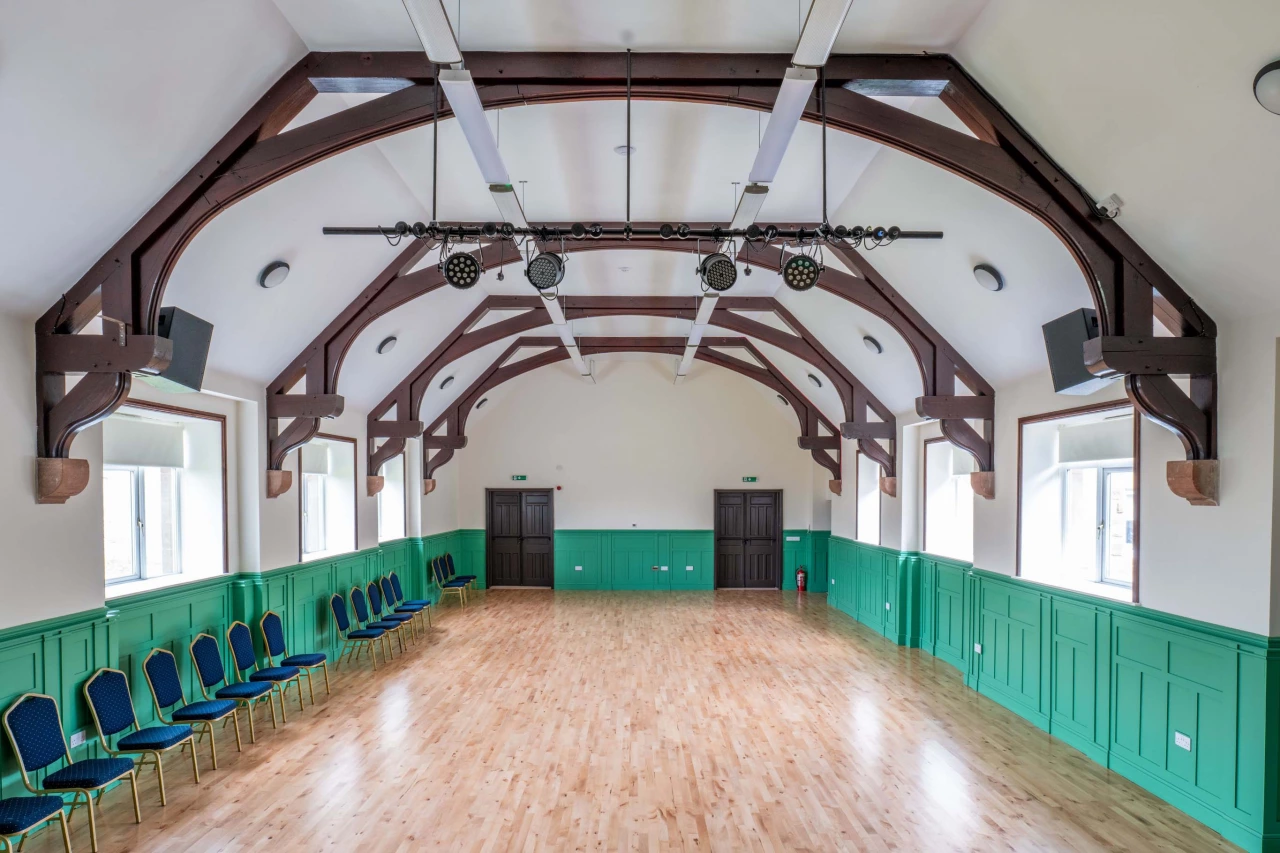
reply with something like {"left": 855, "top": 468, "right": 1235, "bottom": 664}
{"left": 25, "top": 591, "right": 1238, "bottom": 852}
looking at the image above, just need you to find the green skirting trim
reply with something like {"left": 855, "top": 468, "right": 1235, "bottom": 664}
{"left": 825, "top": 535, "right": 1280, "bottom": 853}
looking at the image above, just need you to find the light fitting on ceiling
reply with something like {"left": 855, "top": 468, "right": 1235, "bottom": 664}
{"left": 400, "top": 0, "right": 462, "bottom": 65}
{"left": 777, "top": 394, "right": 790, "bottom": 406}
{"left": 475, "top": 397, "right": 488, "bottom": 410}
{"left": 258, "top": 261, "right": 290, "bottom": 289}
{"left": 863, "top": 335, "right": 883, "bottom": 354}
{"left": 376, "top": 336, "right": 397, "bottom": 355}
{"left": 782, "top": 254, "right": 822, "bottom": 291}
{"left": 613, "top": 144, "right": 636, "bottom": 156}
{"left": 439, "top": 376, "right": 454, "bottom": 390}
{"left": 807, "top": 373, "right": 823, "bottom": 388}
{"left": 973, "top": 263, "right": 1005, "bottom": 292}
{"left": 1255, "top": 60, "right": 1280, "bottom": 114}
{"left": 698, "top": 252, "right": 738, "bottom": 292}
{"left": 526, "top": 252, "right": 566, "bottom": 291}
{"left": 442, "top": 252, "right": 481, "bottom": 289}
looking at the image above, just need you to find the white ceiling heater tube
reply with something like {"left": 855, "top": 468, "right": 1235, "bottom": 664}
{"left": 694, "top": 293, "right": 719, "bottom": 326}
{"left": 401, "top": 0, "right": 463, "bottom": 66}
{"left": 729, "top": 184, "right": 769, "bottom": 230}
{"left": 677, "top": 295, "right": 719, "bottom": 378}
{"left": 489, "top": 184, "right": 529, "bottom": 229}
{"left": 439, "top": 69, "right": 510, "bottom": 184}
{"left": 792, "top": 0, "right": 857, "bottom": 68}
{"left": 748, "top": 67, "right": 817, "bottom": 184}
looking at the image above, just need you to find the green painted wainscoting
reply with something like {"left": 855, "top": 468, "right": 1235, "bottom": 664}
{"left": 0, "top": 536, "right": 463, "bottom": 800}
{"left": 826, "top": 535, "right": 1280, "bottom": 853}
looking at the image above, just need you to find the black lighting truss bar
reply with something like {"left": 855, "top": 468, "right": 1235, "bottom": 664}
{"left": 322, "top": 221, "right": 942, "bottom": 244}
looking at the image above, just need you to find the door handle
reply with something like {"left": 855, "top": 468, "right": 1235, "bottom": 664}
{"left": 651, "top": 565, "right": 659, "bottom": 571}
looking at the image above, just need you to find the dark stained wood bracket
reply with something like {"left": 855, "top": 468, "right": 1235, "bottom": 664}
{"left": 36, "top": 458, "right": 91, "bottom": 505}
{"left": 366, "top": 297, "right": 893, "bottom": 487}
{"left": 414, "top": 336, "right": 844, "bottom": 487}
{"left": 33, "top": 51, "right": 1215, "bottom": 505}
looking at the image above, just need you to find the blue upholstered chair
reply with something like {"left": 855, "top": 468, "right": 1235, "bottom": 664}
{"left": 2, "top": 693, "right": 140, "bottom": 853}
{"left": 189, "top": 633, "right": 276, "bottom": 743}
{"left": 381, "top": 575, "right": 430, "bottom": 637}
{"left": 330, "top": 593, "right": 388, "bottom": 670}
{"left": 227, "top": 622, "right": 304, "bottom": 722}
{"left": 367, "top": 581, "right": 415, "bottom": 646}
{"left": 143, "top": 648, "right": 241, "bottom": 769}
{"left": 433, "top": 557, "right": 469, "bottom": 608}
{"left": 260, "top": 610, "right": 330, "bottom": 705}
{"left": 351, "top": 586, "right": 405, "bottom": 657}
{"left": 84, "top": 668, "right": 198, "bottom": 807}
{"left": 445, "top": 553, "right": 478, "bottom": 587}
{"left": 0, "top": 794, "right": 71, "bottom": 853}
{"left": 389, "top": 571, "right": 432, "bottom": 611}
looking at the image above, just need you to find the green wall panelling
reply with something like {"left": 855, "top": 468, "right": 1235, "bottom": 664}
{"left": 608, "top": 531, "right": 665, "bottom": 590}
{"left": 550, "top": 531, "right": 718, "bottom": 591}
{"left": 554, "top": 531, "right": 604, "bottom": 589}
{"left": 668, "top": 531, "right": 714, "bottom": 590}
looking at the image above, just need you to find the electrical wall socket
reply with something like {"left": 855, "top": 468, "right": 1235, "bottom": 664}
{"left": 660, "top": 566, "right": 668, "bottom": 571}
{"left": 686, "top": 565, "right": 694, "bottom": 571}
{"left": 1174, "top": 732, "right": 1192, "bottom": 751}
{"left": 885, "top": 602, "right": 891, "bottom": 611}
{"left": 974, "top": 643, "right": 983, "bottom": 654}
{"left": 69, "top": 730, "right": 86, "bottom": 748}
{"left": 574, "top": 565, "right": 583, "bottom": 571}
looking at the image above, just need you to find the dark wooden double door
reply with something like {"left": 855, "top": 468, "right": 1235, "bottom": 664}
{"left": 486, "top": 489, "right": 554, "bottom": 587}
{"left": 714, "top": 490, "right": 782, "bottom": 589}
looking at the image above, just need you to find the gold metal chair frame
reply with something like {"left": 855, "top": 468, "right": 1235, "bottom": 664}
{"left": 142, "top": 648, "right": 242, "bottom": 770}
{"left": 0, "top": 804, "right": 72, "bottom": 853}
{"left": 259, "top": 611, "right": 331, "bottom": 705}
{"left": 350, "top": 586, "right": 404, "bottom": 660}
{"left": 365, "top": 582, "right": 413, "bottom": 650}
{"left": 84, "top": 668, "right": 199, "bottom": 807}
{"left": 3, "top": 692, "right": 141, "bottom": 853}
{"left": 433, "top": 557, "right": 468, "bottom": 608}
{"left": 332, "top": 594, "right": 389, "bottom": 672}
{"left": 189, "top": 633, "right": 277, "bottom": 743}
{"left": 388, "top": 571, "right": 436, "bottom": 634}
{"left": 382, "top": 575, "right": 433, "bottom": 640}
{"left": 227, "top": 622, "right": 305, "bottom": 723}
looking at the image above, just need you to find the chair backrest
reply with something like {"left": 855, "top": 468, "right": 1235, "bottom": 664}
{"left": 144, "top": 649, "right": 186, "bottom": 710}
{"left": 84, "top": 668, "right": 137, "bottom": 738}
{"left": 190, "top": 633, "right": 227, "bottom": 688}
{"left": 389, "top": 572, "right": 406, "bottom": 601}
{"left": 3, "top": 694, "right": 68, "bottom": 773}
{"left": 261, "top": 611, "right": 287, "bottom": 658}
{"left": 380, "top": 576, "right": 398, "bottom": 607}
{"left": 431, "top": 557, "right": 445, "bottom": 585}
{"left": 330, "top": 594, "right": 352, "bottom": 634}
{"left": 227, "top": 622, "right": 257, "bottom": 674}
{"left": 445, "top": 553, "right": 457, "bottom": 577}
{"left": 350, "top": 586, "right": 372, "bottom": 625}
{"left": 367, "top": 581, "right": 386, "bottom": 616}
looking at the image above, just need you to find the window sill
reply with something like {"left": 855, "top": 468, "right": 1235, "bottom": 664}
{"left": 106, "top": 569, "right": 224, "bottom": 599}
{"left": 1019, "top": 572, "right": 1134, "bottom": 603}
{"left": 301, "top": 547, "right": 357, "bottom": 563}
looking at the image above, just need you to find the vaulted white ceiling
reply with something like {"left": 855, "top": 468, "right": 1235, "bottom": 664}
{"left": 3, "top": 0, "right": 1275, "bottom": 430}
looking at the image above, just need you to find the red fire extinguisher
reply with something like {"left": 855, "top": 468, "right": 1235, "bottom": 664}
{"left": 796, "top": 566, "right": 807, "bottom": 592}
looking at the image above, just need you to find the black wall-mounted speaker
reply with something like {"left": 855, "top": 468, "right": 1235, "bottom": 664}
{"left": 1042, "top": 307, "right": 1113, "bottom": 395}
{"left": 137, "top": 307, "right": 213, "bottom": 394}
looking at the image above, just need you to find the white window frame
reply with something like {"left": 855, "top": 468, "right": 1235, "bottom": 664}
{"left": 1060, "top": 463, "right": 1134, "bottom": 588}
{"left": 301, "top": 471, "right": 328, "bottom": 557}
{"left": 104, "top": 463, "right": 183, "bottom": 585}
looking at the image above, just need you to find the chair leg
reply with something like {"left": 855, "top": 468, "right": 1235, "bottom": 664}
{"left": 278, "top": 685, "right": 288, "bottom": 724}
{"left": 269, "top": 692, "right": 280, "bottom": 728}
{"left": 154, "top": 750, "right": 168, "bottom": 805}
{"left": 322, "top": 662, "right": 331, "bottom": 694}
{"left": 188, "top": 736, "right": 200, "bottom": 783}
{"left": 230, "top": 709, "right": 242, "bottom": 752}
{"left": 84, "top": 789, "right": 100, "bottom": 853}
{"left": 56, "top": 810, "right": 72, "bottom": 853}
{"left": 367, "top": 641, "right": 378, "bottom": 671}
{"left": 295, "top": 677, "right": 305, "bottom": 714}
{"left": 245, "top": 700, "right": 258, "bottom": 743}
{"left": 206, "top": 722, "right": 219, "bottom": 769}
{"left": 128, "top": 770, "right": 142, "bottom": 823}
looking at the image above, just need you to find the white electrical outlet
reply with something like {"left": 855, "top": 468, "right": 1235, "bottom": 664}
{"left": 69, "top": 731, "right": 86, "bottom": 748}
{"left": 574, "top": 565, "right": 583, "bottom": 571}
{"left": 660, "top": 566, "right": 668, "bottom": 571}
{"left": 974, "top": 643, "right": 983, "bottom": 654}
{"left": 885, "top": 602, "right": 891, "bottom": 611}
{"left": 1174, "top": 732, "right": 1192, "bottom": 751}
{"left": 686, "top": 565, "right": 694, "bottom": 571}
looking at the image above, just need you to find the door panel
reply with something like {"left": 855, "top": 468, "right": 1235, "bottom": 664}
{"left": 520, "top": 491, "right": 554, "bottom": 587}
{"left": 486, "top": 490, "right": 554, "bottom": 587}
{"left": 744, "top": 543, "right": 776, "bottom": 588}
{"left": 715, "top": 491, "right": 780, "bottom": 589}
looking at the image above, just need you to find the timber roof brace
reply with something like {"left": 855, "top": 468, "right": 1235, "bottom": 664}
{"left": 33, "top": 51, "right": 1217, "bottom": 506}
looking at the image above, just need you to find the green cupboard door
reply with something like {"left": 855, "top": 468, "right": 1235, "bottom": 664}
{"left": 669, "top": 547, "right": 712, "bottom": 589}
{"left": 610, "top": 535, "right": 661, "bottom": 590}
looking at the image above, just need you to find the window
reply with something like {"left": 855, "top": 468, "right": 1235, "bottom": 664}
{"left": 1018, "top": 403, "right": 1138, "bottom": 600}
{"left": 102, "top": 402, "right": 226, "bottom": 589}
{"left": 855, "top": 451, "right": 880, "bottom": 545}
{"left": 299, "top": 435, "right": 357, "bottom": 560}
{"left": 378, "top": 455, "right": 407, "bottom": 542}
{"left": 923, "top": 437, "right": 974, "bottom": 562}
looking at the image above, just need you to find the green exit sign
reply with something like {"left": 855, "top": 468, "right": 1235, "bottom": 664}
{"left": 511, "top": 475, "right": 527, "bottom": 481}
{"left": 742, "top": 476, "right": 758, "bottom": 483}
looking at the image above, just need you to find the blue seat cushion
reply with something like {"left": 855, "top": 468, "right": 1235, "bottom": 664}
{"left": 380, "top": 613, "right": 414, "bottom": 623}
{"left": 442, "top": 580, "right": 469, "bottom": 589}
{"left": 453, "top": 575, "right": 477, "bottom": 581}
{"left": 394, "top": 604, "right": 425, "bottom": 613}
{"left": 368, "top": 620, "right": 401, "bottom": 630}
{"left": 403, "top": 598, "right": 432, "bottom": 607}
{"left": 249, "top": 666, "right": 301, "bottom": 683}
{"left": 0, "top": 795, "right": 65, "bottom": 835}
{"left": 347, "top": 628, "right": 384, "bottom": 639}
{"left": 43, "top": 758, "right": 135, "bottom": 790}
{"left": 117, "top": 725, "right": 193, "bottom": 751}
{"left": 282, "top": 653, "right": 327, "bottom": 667}
{"left": 171, "top": 699, "right": 237, "bottom": 722}
{"left": 215, "top": 681, "right": 273, "bottom": 700}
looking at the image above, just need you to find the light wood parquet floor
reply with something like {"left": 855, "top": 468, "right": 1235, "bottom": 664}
{"left": 22, "top": 590, "right": 1239, "bottom": 852}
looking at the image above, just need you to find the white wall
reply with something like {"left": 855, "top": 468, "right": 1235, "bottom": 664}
{"left": 453, "top": 358, "right": 816, "bottom": 530}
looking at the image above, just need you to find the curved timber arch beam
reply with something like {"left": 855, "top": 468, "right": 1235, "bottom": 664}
{"left": 410, "top": 336, "right": 844, "bottom": 495}
{"left": 34, "top": 51, "right": 1216, "bottom": 505}
{"left": 364, "top": 296, "right": 895, "bottom": 496}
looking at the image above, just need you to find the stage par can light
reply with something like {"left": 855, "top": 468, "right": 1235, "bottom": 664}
{"left": 525, "top": 252, "right": 566, "bottom": 291}
{"left": 698, "top": 252, "right": 738, "bottom": 292}
{"left": 782, "top": 254, "right": 822, "bottom": 291}
{"left": 442, "top": 252, "right": 482, "bottom": 289}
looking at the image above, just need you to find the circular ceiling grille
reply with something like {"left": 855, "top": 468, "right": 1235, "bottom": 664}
{"left": 443, "top": 253, "right": 481, "bottom": 289}
{"left": 782, "top": 254, "right": 821, "bottom": 291}
{"left": 526, "top": 253, "right": 565, "bottom": 290}
{"left": 699, "top": 253, "right": 737, "bottom": 292}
